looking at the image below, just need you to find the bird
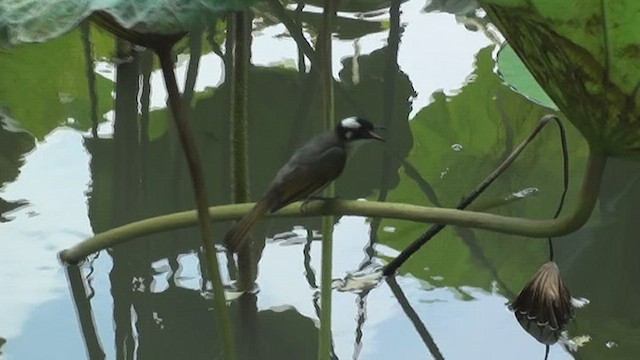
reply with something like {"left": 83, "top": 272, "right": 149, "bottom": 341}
{"left": 224, "top": 116, "right": 384, "bottom": 252}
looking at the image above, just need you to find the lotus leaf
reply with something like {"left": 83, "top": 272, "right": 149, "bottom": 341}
{"left": 0, "top": 0, "right": 254, "bottom": 45}
{"left": 482, "top": 0, "right": 640, "bottom": 158}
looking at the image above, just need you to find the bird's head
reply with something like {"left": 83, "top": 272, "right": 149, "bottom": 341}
{"left": 336, "top": 117, "right": 384, "bottom": 142}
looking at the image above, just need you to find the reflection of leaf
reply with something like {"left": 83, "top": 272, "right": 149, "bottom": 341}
{"left": 300, "top": 0, "right": 403, "bottom": 13}
{"left": 376, "top": 47, "right": 589, "bottom": 291}
{"left": 286, "top": 10, "right": 384, "bottom": 40}
{"left": 496, "top": 44, "right": 557, "bottom": 110}
{"left": 0, "top": 116, "right": 34, "bottom": 222}
{"left": 89, "top": 51, "right": 414, "bottom": 243}
{"left": 337, "top": 46, "right": 414, "bottom": 195}
{"left": 0, "top": 198, "right": 28, "bottom": 222}
{"left": 0, "top": 117, "right": 34, "bottom": 185}
{"left": 423, "top": 0, "right": 479, "bottom": 15}
{"left": 483, "top": 1, "right": 640, "bottom": 158}
{"left": 0, "top": 27, "right": 114, "bottom": 139}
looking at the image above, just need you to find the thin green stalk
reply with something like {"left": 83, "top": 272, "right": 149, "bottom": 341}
{"left": 318, "top": 1, "right": 337, "bottom": 359}
{"left": 230, "top": 11, "right": 251, "bottom": 205}
{"left": 58, "top": 150, "right": 605, "bottom": 267}
{"left": 155, "top": 44, "right": 237, "bottom": 360}
{"left": 548, "top": 116, "right": 570, "bottom": 261}
{"left": 319, "top": 206, "right": 334, "bottom": 359}
{"left": 230, "top": 10, "right": 254, "bottom": 292}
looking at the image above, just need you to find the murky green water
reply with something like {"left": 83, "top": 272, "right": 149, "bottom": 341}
{"left": 1, "top": 1, "right": 639, "bottom": 359}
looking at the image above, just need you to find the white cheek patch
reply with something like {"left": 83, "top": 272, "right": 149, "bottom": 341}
{"left": 341, "top": 117, "right": 361, "bottom": 129}
{"left": 345, "top": 130, "right": 353, "bottom": 139}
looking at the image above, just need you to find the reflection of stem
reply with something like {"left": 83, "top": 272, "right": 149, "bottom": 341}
{"left": 80, "top": 21, "right": 99, "bottom": 138}
{"left": 225, "top": 14, "right": 234, "bottom": 81}
{"left": 267, "top": 0, "right": 322, "bottom": 147}
{"left": 382, "top": 0, "right": 400, "bottom": 134}
{"left": 139, "top": 50, "right": 153, "bottom": 185}
{"left": 295, "top": 2, "right": 307, "bottom": 74}
{"left": 352, "top": 290, "right": 370, "bottom": 359}
{"left": 385, "top": 276, "right": 445, "bottom": 360}
{"left": 383, "top": 115, "right": 598, "bottom": 275}
{"left": 238, "top": 292, "right": 260, "bottom": 359}
{"left": 183, "top": 29, "right": 203, "bottom": 108}
{"left": 60, "top": 147, "right": 606, "bottom": 264}
{"left": 456, "top": 226, "right": 517, "bottom": 298}
{"left": 155, "top": 44, "right": 237, "bottom": 360}
{"left": 266, "top": 0, "right": 317, "bottom": 64}
{"left": 496, "top": 92, "right": 515, "bottom": 159}
{"left": 113, "top": 39, "right": 141, "bottom": 227}
{"left": 364, "top": 0, "right": 402, "bottom": 270}
{"left": 206, "top": 18, "right": 225, "bottom": 61}
{"left": 400, "top": 159, "right": 442, "bottom": 207}
{"left": 310, "top": 291, "right": 337, "bottom": 359}
{"left": 304, "top": 229, "right": 318, "bottom": 288}
{"left": 66, "top": 265, "right": 106, "bottom": 360}
{"left": 287, "top": 68, "right": 320, "bottom": 152}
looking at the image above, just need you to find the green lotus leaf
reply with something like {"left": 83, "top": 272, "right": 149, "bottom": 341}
{"left": 0, "top": 0, "right": 255, "bottom": 45}
{"left": 481, "top": 0, "right": 640, "bottom": 158}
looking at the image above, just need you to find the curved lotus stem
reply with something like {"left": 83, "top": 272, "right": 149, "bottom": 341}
{"left": 59, "top": 151, "right": 605, "bottom": 265}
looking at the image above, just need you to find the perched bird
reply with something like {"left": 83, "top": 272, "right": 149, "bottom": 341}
{"left": 224, "top": 117, "right": 384, "bottom": 252}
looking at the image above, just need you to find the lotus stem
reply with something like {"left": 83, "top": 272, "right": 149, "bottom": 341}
{"left": 59, "top": 151, "right": 605, "bottom": 267}
{"left": 318, "top": 0, "right": 337, "bottom": 358}
{"left": 155, "top": 44, "right": 237, "bottom": 360}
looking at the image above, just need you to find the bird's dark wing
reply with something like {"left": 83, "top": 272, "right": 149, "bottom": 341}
{"left": 267, "top": 144, "right": 346, "bottom": 212}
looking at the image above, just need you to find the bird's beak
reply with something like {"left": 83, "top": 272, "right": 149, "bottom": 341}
{"left": 368, "top": 130, "right": 385, "bottom": 142}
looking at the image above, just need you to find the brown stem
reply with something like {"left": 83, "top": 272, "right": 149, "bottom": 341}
{"left": 155, "top": 44, "right": 237, "bottom": 360}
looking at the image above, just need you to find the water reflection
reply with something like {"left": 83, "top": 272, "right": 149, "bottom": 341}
{"left": 0, "top": 118, "right": 33, "bottom": 222}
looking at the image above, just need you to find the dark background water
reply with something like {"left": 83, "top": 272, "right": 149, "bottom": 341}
{"left": 1, "top": 1, "right": 639, "bottom": 359}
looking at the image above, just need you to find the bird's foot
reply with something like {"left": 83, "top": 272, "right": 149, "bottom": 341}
{"left": 300, "top": 196, "right": 339, "bottom": 213}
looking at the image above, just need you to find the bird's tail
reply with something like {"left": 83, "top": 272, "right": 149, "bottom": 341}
{"left": 224, "top": 197, "right": 272, "bottom": 252}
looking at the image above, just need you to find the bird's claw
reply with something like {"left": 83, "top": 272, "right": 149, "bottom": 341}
{"left": 301, "top": 196, "right": 338, "bottom": 213}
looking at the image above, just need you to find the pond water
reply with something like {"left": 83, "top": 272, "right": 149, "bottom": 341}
{"left": 1, "top": 1, "right": 639, "bottom": 359}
